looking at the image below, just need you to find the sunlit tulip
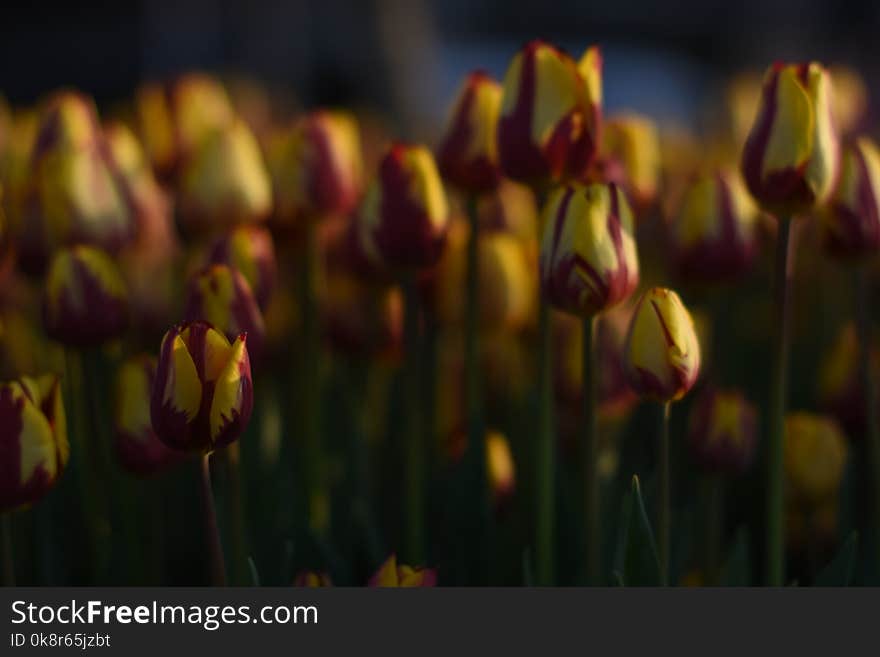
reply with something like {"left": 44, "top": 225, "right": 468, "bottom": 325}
{"left": 271, "top": 110, "right": 363, "bottom": 227}
{"left": 671, "top": 168, "right": 760, "bottom": 281}
{"left": 741, "top": 62, "right": 839, "bottom": 217}
{"left": 292, "top": 571, "right": 333, "bottom": 587}
{"left": 540, "top": 182, "right": 639, "bottom": 318}
{"left": 623, "top": 287, "right": 701, "bottom": 402}
{"left": 437, "top": 71, "right": 502, "bottom": 193}
{"left": 208, "top": 225, "right": 277, "bottom": 310}
{"left": 0, "top": 374, "right": 68, "bottom": 511}
{"left": 687, "top": 388, "right": 758, "bottom": 475}
{"left": 178, "top": 119, "right": 272, "bottom": 233}
{"left": 358, "top": 143, "right": 449, "bottom": 270}
{"left": 829, "top": 66, "right": 868, "bottom": 138}
{"left": 367, "top": 553, "right": 437, "bottom": 587}
{"left": 497, "top": 40, "right": 599, "bottom": 185}
{"left": 600, "top": 113, "right": 661, "bottom": 212}
{"left": 150, "top": 320, "right": 253, "bottom": 453}
{"left": 486, "top": 430, "right": 516, "bottom": 505}
{"left": 784, "top": 413, "right": 848, "bottom": 505}
{"left": 817, "top": 322, "right": 877, "bottom": 437}
{"left": 821, "top": 137, "right": 880, "bottom": 258}
{"left": 43, "top": 245, "right": 129, "bottom": 346}
{"left": 114, "top": 355, "right": 183, "bottom": 477}
{"left": 184, "top": 264, "right": 266, "bottom": 363}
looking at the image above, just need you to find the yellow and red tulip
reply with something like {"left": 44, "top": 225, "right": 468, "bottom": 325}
{"left": 150, "top": 320, "right": 253, "bottom": 453}
{"left": 368, "top": 553, "right": 437, "bottom": 587}
{"left": 436, "top": 71, "right": 503, "bottom": 193}
{"left": 208, "top": 225, "right": 277, "bottom": 310}
{"left": 497, "top": 40, "right": 600, "bottom": 186}
{"left": 292, "top": 571, "right": 333, "bottom": 587}
{"left": 0, "top": 374, "right": 69, "bottom": 512}
{"left": 687, "top": 388, "right": 758, "bottom": 475}
{"left": 623, "top": 287, "right": 701, "bottom": 402}
{"left": 741, "top": 62, "right": 839, "bottom": 217}
{"left": 784, "top": 412, "right": 848, "bottom": 506}
{"left": 358, "top": 143, "right": 449, "bottom": 270}
{"left": 114, "top": 355, "right": 183, "bottom": 477}
{"left": 670, "top": 168, "right": 760, "bottom": 281}
{"left": 43, "top": 245, "right": 129, "bottom": 346}
{"left": 829, "top": 66, "right": 868, "bottom": 138}
{"left": 599, "top": 112, "right": 661, "bottom": 213}
{"left": 822, "top": 137, "right": 880, "bottom": 258}
{"left": 817, "top": 322, "right": 877, "bottom": 438}
{"left": 540, "top": 182, "right": 639, "bottom": 318}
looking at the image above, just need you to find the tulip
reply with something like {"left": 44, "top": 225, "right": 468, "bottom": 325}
{"left": 784, "top": 413, "right": 848, "bottom": 505}
{"left": 150, "top": 320, "right": 253, "bottom": 453}
{"left": 358, "top": 142, "right": 450, "bottom": 271}
{"left": 1, "top": 109, "right": 38, "bottom": 236}
{"left": 293, "top": 571, "right": 332, "bottom": 587}
{"left": 497, "top": 40, "right": 599, "bottom": 186}
{"left": 486, "top": 430, "right": 516, "bottom": 506}
{"left": 829, "top": 66, "right": 868, "bottom": 138}
{"left": 540, "top": 182, "right": 639, "bottom": 318}
{"left": 368, "top": 553, "right": 437, "bottom": 587}
{"left": 183, "top": 264, "right": 266, "bottom": 365}
{"left": 600, "top": 113, "right": 661, "bottom": 213}
{"left": 437, "top": 71, "right": 503, "bottom": 193}
{"left": 208, "top": 225, "right": 277, "bottom": 310}
{"left": 43, "top": 245, "right": 129, "bottom": 347}
{"left": 741, "top": 62, "right": 839, "bottom": 218}
{"left": 0, "top": 374, "right": 68, "bottom": 512}
{"left": 671, "top": 168, "right": 760, "bottom": 282}
{"left": 178, "top": 119, "right": 272, "bottom": 233}
{"left": 687, "top": 389, "right": 759, "bottom": 475}
{"left": 114, "top": 355, "right": 183, "bottom": 477}
{"left": 821, "top": 137, "right": 880, "bottom": 258}
{"left": 817, "top": 322, "right": 875, "bottom": 437}
{"left": 476, "top": 179, "right": 538, "bottom": 246}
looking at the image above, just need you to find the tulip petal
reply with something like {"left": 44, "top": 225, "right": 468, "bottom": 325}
{"left": 762, "top": 67, "right": 814, "bottom": 182}
{"left": 160, "top": 329, "right": 202, "bottom": 424}
{"left": 209, "top": 334, "right": 253, "bottom": 448}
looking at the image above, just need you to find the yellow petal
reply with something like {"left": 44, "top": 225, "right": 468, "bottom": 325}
{"left": 762, "top": 67, "right": 814, "bottom": 179}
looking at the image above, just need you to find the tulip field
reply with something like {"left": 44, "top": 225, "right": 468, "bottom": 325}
{"left": 1, "top": 39, "right": 879, "bottom": 589}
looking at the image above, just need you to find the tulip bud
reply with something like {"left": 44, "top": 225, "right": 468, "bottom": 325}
{"left": 817, "top": 322, "right": 877, "bottom": 438}
{"left": 437, "top": 71, "right": 502, "bottom": 193}
{"left": 114, "top": 355, "right": 184, "bottom": 477}
{"left": 687, "top": 388, "right": 758, "bottom": 475}
{"left": 486, "top": 430, "right": 516, "bottom": 505}
{"left": 741, "top": 62, "right": 839, "bottom": 217}
{"left": 498, "top": 40, "right": 598, "bottom": 185}
{"left": 178, "top": 119, "right": 272, "bottom": 233}
{"left": 43, "top": 245, "right": 129, "bottom": 346}
{"left": 829, "top": 66, "right": 868, "bottom": 138}
{"left": 0, "top": 374, "right": 69, "bottom": 511}
{"left": 150, "top": 320, "right": 254, "bottom": 453}
{"left": 272, "top": 110, "right": 363, "bottom": 227}
{"left": 358, "top": 143, "right": 449, "bottom": 270}
{"left": 784, "top": 412, "right": 847, "bottom": 505}
{"left": 368, "top": 553, "right": 437, "bottom": 587}
{"left": 184, "top": 264, "right": 266, "bottom": 363}
{"left": 671, "top": 168, "right": 760, "bottom": 281}
{"left": 292, "top": 571, "right": 333, "bottom": 587}
{"left": 623, "top": 287, "right": 701, "bottom": 402}
{"left": 208, "top": 225, "right": 277, "bottom": 310}
{"left": 599, "top": 113, "right": 660, "bottom": 213}
{"left": 540, "top": 182, "right": 639, "bottom": 318}
{"left": 821, "top": 137, "right": 880, "bottom": 258}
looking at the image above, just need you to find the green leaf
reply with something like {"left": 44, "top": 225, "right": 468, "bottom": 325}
{"left": 621, "top": 476, "right": 662, "bottom": 586}
{"left": 719, "top": 527, "right": 751, "bottom": 586}
{"left": 814, "top": 532, "right": 858, "bottom": 587}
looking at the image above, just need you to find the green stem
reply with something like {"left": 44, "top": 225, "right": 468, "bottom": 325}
{"left": 536, "top": 295, "right": 555, "bottom": 585}
{"left": 659, "top": 401, "right": 671, "bottom": 586}
{"left": 402, "top": 274, "right": 424, "bottom": 564}
{"left": 582, "top": 315, "right": 600, "bottom": 585}
{"left": 223, "top": 445, "right": 248, "bottom": 586}
{"left": 766, "top": 217, "right": 794, "bottom": 586}
{"left": 704, "top": 475, "right": 723, "bottom": 585}
{"left": 200, "top": 453, "right": 227, "bottom": 586}
{"left": 1, "top": 513, "right": 14, "bottom": 586}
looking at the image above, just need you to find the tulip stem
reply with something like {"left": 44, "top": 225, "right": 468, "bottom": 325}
{"left": 582, "top": 315, "right": 600, "bottom": 585}
{"left": 766, "top": 217, "right": 794, "bottom": 586}
{"left": 659, "top": 401, "right": 671, "bottom": 586}
{"left": 402, "top": 273, "right": 425, "bottom": 564}
{"left": 1, "top": 513, "right": 13, "bottom": 586}
{"left": 703, "top": 475, "right": 723, "bottom": 586}
{"left": 536, "top": 293, "right": 555, "bottom": 586}
{"left": 200, "top": 453, "right": 227, "bottom": 586}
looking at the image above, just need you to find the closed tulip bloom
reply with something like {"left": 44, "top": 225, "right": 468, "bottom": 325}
{"left": 829, "top": 67, "right": 868, "bottom": 138}
{"left": 43, "top": 245, "right": 129, "bottom": 346}
{"left": 208, "top": 225, "right": 277, "bottom": 310}
{"left": 822, "top": 137, "right": 880, "bottom": 258}
{"left": 540, "top": 182, "right": 639, "bottom": 318}
{"left": 600, "top": 113, "right": 660, "bottom": 212}
{"left": 272, "top": 110, "right": 363, "bottom": 225}
{"left": 0, "top": 374, "right": 69, "bottom": 511}
{"left": 497, "top": 40, "right": 598, "bottom": 185}
{"left": 358, "top": 143, "right": 449, "bottom": 270}
{"left": 437, "top": 71, "right": 502, "bottom": 193}
{"left": 486, "top": 430, "right": 516, "bottom": 505}
{"left": 671, "top": 168, "right": 760, "bottom": 281}
{"left": 184, "top": 264, "right": 266, "bottom": 363}
{"left": 784, "top": 413, "right": 847, "bottom": 505}
{"left": 687, "top": 389, "right": 758, "bottom": 475}
{"left": 623, "top": 287, "right": 701, "bottom": 402}
{"left": 741, "top": 62, "right": 839, "bottom": 217}
{"left": 368, "top": 553, "right": 437, "bottom": 587}
{"left": 114, "top": 355, "right": 183, "bottom": 477}
{"left": 292, "top": 571, "right": 333, "bottom": 587}
{"left": 150, "top": 320, "right": 253, "bottom": 453}
{"left": 179, "top": 119, "right": 272, "bottom": 233}
{"left": 817, "top": 322, "right": 876, "bottom": 437}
